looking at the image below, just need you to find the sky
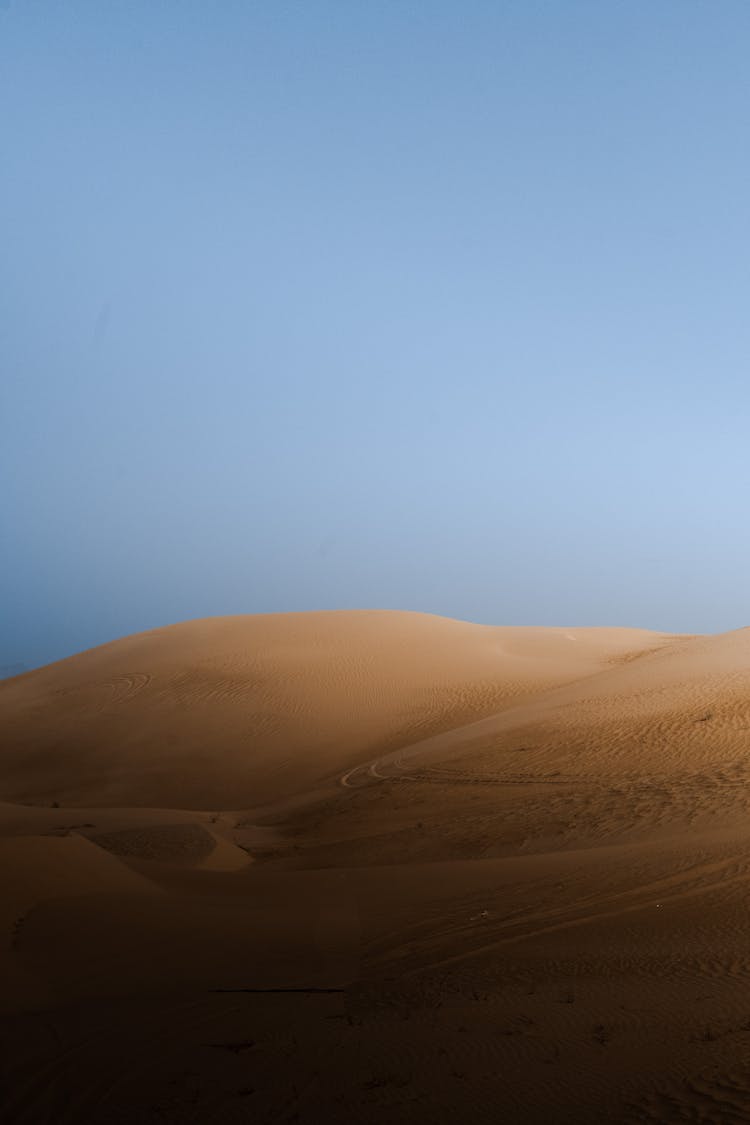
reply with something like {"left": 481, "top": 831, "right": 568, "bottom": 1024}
{"left": 3, "top": 1, "right": 750, "bottom": 671}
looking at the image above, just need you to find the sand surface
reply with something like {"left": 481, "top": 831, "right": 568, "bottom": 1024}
{"left": 2, "top": 610, "right": 750, "bottom": 1122}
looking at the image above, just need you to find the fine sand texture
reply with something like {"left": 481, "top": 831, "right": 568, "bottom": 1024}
{"left": 3, "top": 611, "right": 750, "bottom": 1122}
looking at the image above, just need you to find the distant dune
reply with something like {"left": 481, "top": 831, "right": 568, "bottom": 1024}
{"left": 0, "top": 611, "right": 670, "bottom": 808}
{"left": 7, "top": 612, "right": 750, "bottom": 1122}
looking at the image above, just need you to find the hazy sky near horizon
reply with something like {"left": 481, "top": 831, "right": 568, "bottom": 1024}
{"left": 3, "top": 2, "right": 750, "bottom": 670}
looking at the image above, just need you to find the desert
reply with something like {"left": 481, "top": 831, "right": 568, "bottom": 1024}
{"left": 3, "top": 610, "right": 750, "bottom": 1122}
{"left": 6, "top": 3, "right": 748, "bottom": 1121}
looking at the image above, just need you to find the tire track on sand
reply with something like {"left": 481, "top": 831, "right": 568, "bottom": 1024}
{"left": 338, "top": 671, "right": 627, "bottom": 790}
{"left": 389, "top": 854, "right": 750, "bottom": 978}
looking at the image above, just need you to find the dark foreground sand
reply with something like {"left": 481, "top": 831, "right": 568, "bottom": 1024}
{"left": 3, "top": 611, "right": 750, "bottom": 1122}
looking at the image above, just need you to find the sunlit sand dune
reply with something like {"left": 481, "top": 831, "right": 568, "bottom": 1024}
{"left": 0, "top": 611, "right": 669, "bottom": 808}
{"left": 6, "top": 612, "right": 750, "bottom": 1123}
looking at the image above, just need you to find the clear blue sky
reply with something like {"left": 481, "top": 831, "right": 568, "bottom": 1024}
{"left": 3, "top": 1, "right": 750, "bottom": 670}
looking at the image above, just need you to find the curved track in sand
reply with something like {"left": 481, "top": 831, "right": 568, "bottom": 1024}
{"left": 338, "top": 669, "right": 618, "bottom": 790}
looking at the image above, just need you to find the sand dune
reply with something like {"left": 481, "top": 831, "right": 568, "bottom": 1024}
{"left": 6, "top": 611, "right": 750, "bottom": 1122}
{"left": 0, "top": 611, "right": 671, "bottom": 808}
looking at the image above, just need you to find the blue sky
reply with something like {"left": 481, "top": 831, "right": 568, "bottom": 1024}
{"left": 3, "top": 1, "right": 750, "bottom": 670}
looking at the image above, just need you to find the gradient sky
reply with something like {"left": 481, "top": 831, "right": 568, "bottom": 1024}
{"left": 3, "top": 2, "right": 750, "bottom": 671}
